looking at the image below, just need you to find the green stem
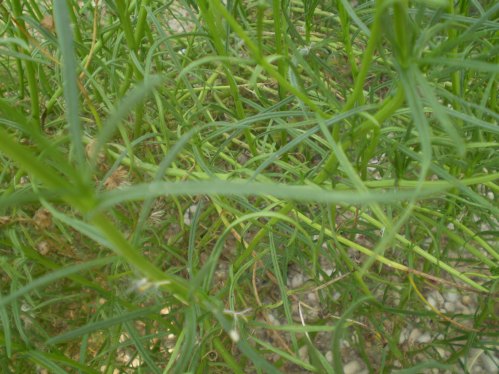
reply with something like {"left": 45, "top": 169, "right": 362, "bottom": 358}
{"left": 234, "top": 89, "right": 405, "bottom": 270}
{"left": 342, "top": 0, "right": 385, "bottom": 111}
{"left": 393, "top": 0, "right": 410, "bottom": 67}
{"left": 337, "top": 0, "right": 358, "bottom": 78}
{"left": 10, "top": 0, "right": 40, "bottom": 127}
{"left": 199, "top": 1, "right": 256, "bottom": 153}
{"left": 447, "top": 0, "right": 461, "bottom": 101}
{"left": 133, "top": 0, "right": 152, "bottom": 47}
{"left": 273, "top": 0, "right": 288, "bottom": 99}
{"left": 209, "top": 0, "right": 328, "bottom": 117}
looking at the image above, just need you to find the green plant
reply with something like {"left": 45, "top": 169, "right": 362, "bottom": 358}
{"left": 0, "top": 0, "right": 497, "bottom": 372}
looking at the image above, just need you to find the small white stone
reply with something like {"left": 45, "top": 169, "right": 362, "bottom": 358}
{"left": 432, "top": 291, "right": 445, "bottom": 305}
{"left": 417, "top": 332, "right": 432, "bottom": 344}
{"left": 471, "top": 366, "right": 483, "bottom": 374}
{"left": 447, "top": 222, "right": 455, "bottom": 230}
{"left": 319, "top": 268, "right": 334, "bottom": 281}
{"left": 487, "top": 191, "right": 494, "bottom": 200}
{"left": 351, "top": 332, "right": 359, "bottom": 344}
{"left": 343, "top": 360, "right": 361, "bottom": 374}
{"left": 229, "top": 329, "right": 240, "bottom": 343}
{"left": 422, "top": 237, "right": 432, "bottom": 248}
{"left": 332, "top": 291, "right": 341, "bottom": 301}
{"left": 298, "top": 346, "right": 309, "bottom": 362}
{"left": 340, "top": 339, "right": 350, "bottom": 348}
{"left": 453, "top": 301, "right": 466, "bottom": 313}
{"left": 267, "top": 313, "right": 280, "bottom": 326}
{"left": 480, "top": 352, "right": 499, "bottom": 373}
{"left": 436, "top": 347, "right": 447, "bottom": 358}
{"left": 21, "top": 303, "right": 31, "bottom": 312}
{"left": 444, "top": 302, "right": 456, "bottom": 313}
{"left": 290, "top": 273, "right": 305, "bottom": 289}
{"left": 160, "top": 307, "right": 171, "bottom": 315}
{"left": 392, "top": 293, "right": 401, "bottom": 306}
{"left": 444, "top": 290, "right": 459, "bottom": 303}
{"left": 325, "top": 351, "right": 333, "bottom": 363}
{"left": 183, "top": 204, "right": 199, "bottom": 225}
{"left": 461, "top": 307, "right": 472, "bottom": 315}
{"left": 427, "top": 296, "right": 437, "bottom": 309}
{"left": 408, "top": 328, "right": 422, "bottom": 345}
{"left": 462, "top": 295, "right": 473, "bottom": 305}
{"left": 119, "top": 333, "right": 129, "bottom": 343}
{"left": 130, "top": 357, "right": 142, "bottom": 368}
{"left": 399, "top": 328, "right": 409, "bottom": 344}
{"left": 307, "top": 292, "right": 318, "bottom": 303}
{"left": 480, "top": 223, "right": 491, "bottom": 231}
{"left": 324, "top": 268, "right": 334, "bottom": 276}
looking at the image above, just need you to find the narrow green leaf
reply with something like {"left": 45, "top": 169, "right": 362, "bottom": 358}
{"left": 96, "top": 180, "right": 449, "bottom": 211}
{"left": 0, "top": 257, "right": 116, "bottom": 309}
{"left": 46, "top": 305, "right": 162, "bottom": 345}
{"left": 53, "top": 0, "right": 84, "bottom": 167}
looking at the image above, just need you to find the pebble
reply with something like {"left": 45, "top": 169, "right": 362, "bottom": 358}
{"left": 408, "top": 328, "right": 422, "bottom": 345}
{"left": 340, "top": 339, "right": 350, "bottom": 348}
{"left": 461, "top": 306, "right": 472, "bottom": 315}
{"left": 422, "top": 238, "right": 432, "bottom": 248}
{"left": 131, "top": 358, "right": 142, "bottom": 368}
{"left": 319, "top": 268, "right": 331, "bottom": 281}
{"left": 307, "top": 292, "right": 318, "bottom": 303}
{"left": 427, "top": 296, "right": 437, "bottom": 309}
{"left": 343, "top": 360, "right": 361, "bottom": 374}
{"left": 37, "top": 241, "right": 51, "bottom": 255}
{"left": 444, "top": 302, "right": 456, "bottom": 313}
{"left": 399, "top": 328, "right": 410, "bottom": 344}
{"left": 480, "top": 223, "right": 491, "bottom": 231}
{"left": 267, "top": 313, "right": 280, "bottom": 326}
{"left": 20, "top": 303, "right": 31, "bottom": 312}
{"left": 416, "top": 332, "right": 432, "bottom": 344}
{"left": 236, "top": 152, "right": 249, "bottom": 165}
{"left": 480, "top": 352, "right": 499, "bottom": 373}
{"left": 298, "top": 346, "right": 309, "bottom": 362}
{"left": 183, "top": 204, "right": 198, "bottom": 225}
{"left": 472, "top": 366, "right": 483, "bottom": 374}
{"left": 462, "top": 295, "right": 473, "bottom": 305}
{"left": 454, "top": 301, "right": 466, "bottom": 313}
{"left": 431, "top": 291, "right": 445, "bottom": 305}
{"left": 289, "top": 273, "right": 305, "bottom": 289}
{"left": 436, "top": 347, "right": 448, "bottom": 358}
{"left": 325, "top": 351, "right": 333, "bottom": 363}
{"left": 444, "top": 290, "right": 459, "bottom": 303}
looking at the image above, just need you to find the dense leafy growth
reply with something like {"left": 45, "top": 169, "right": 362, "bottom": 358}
{"left": 0, "top": 0, "right": 497, "bottom": 372}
